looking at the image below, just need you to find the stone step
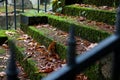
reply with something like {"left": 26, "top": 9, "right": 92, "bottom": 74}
{"left": 21, "top": 12, "right": 113, "bottom": 42}
{"left": 62, "top": 4, "right": 116, "bottom": 25}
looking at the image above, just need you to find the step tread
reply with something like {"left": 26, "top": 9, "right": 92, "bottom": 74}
{"left": 49, "top": 13, "right": 115, "bottom": 34}
{"left": 35, "top": 24, "right": 93, "bottom": 54}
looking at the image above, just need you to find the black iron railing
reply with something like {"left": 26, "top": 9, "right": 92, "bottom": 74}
{"left": 0, "top": 0, "right": 4, "bottom": 2}
{"left": 6, "top": 40, "right": 19, "bottom": 80}
{"left": 1, "top": 0, "right": 48, "bottom": 29}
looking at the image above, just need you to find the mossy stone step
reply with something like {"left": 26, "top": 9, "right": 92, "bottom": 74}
{"left": 62, "top": 4, "right": 116, "bottom": 25}
{"left": 21, "top": 12, "right": 111, "bottom": 42}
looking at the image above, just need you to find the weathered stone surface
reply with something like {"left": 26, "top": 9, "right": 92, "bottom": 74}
{"left": 0, "top": 14, "right": 20, "bottom": 29}
{"left": 0, "top": 2, "right": 4, "bottom": 7}
{"left": 100, "top": 53, "right": 113, "bottom": 79}
{"left": 11, "top": 0, "right": 33, "bottom": 9}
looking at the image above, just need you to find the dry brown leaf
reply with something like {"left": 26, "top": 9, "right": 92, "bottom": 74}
{"left": 5, "top": 31, "right": 15, "bottom": 37}
{"left": 0, "top": 71, "right": 6, "bottom": 77}
{"left": 39, "top": 68, "right": 53, "bottom": 73}
{"left": 17, "top": 37, "right": 25, "bottom": 40}
{"left": 2, "top": 44, "right": 8, "bottom": 49}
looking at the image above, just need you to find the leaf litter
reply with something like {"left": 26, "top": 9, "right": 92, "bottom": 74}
{"left": 0, "top": 27, "right": 98, "bottom": 80}
{"left": 8, "top": 28, "right": 98, "bottom": 80}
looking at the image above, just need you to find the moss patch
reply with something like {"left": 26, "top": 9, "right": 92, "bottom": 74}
{"left": 84, "top": 63, "right": 104, "bottom": 80}
{"left": 0, "top": 30, "right": 8, "bottom": 45}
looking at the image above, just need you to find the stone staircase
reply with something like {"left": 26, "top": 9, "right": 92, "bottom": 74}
{"left": 0, "top": 0, "right": 117, "bottom": 80}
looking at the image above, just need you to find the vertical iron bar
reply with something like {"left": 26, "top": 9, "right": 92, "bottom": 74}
{"left": 38, "top": 0, "right": 40, "bottom": 13}
{"left": 67, "top": 26, "right": 76, "bottom": 66}
{"left": 67, "top": 26, "right": 76, "bottom": 80}
{"left": 115, "top": 4, "right": 120, "bottom": 34}
{"left": 6, "top": 40, "right": 19, "bottom": 80}
{"left": 112, "top": 4, "right": 120, "bottom": 80}
{"left": 5, "top": 0, "right": 8, "bottom": 29}
{"left": 44, "top": 0, "right": 47, "bottom": 12}
{"left": 14, "top": 0, "right": 16, "bottom": 29}
{"left": 22, "top": 0, "right": 24, "bottom": 13}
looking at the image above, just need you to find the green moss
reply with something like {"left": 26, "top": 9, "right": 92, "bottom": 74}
{"left": 62, "top": 5, "right": 116, "bottom": 25}
{"left": 0, "top": 30, "right": 7, "bottom": 36}
{"left": 0, "top": 30, "right": 8, "bottom": 45}
{"left": 84, "top": 63, "right": 104, "bottom": 80}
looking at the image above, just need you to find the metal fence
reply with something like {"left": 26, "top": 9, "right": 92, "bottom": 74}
{"left": 4, "top": 1, "right": 120, "bottom": 80}
{"left": 0, "top": 0, "right": 48, "bottom": 30}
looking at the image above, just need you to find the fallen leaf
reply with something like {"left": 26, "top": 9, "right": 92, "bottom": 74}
{"left": 39, "top": 68, "right": 53, "bottom": 73}
{"left": 0, "top": 71, "right": 6, "bottom": 77}
{"left": 2, "top": 44, "right": 8, "bottom": 49}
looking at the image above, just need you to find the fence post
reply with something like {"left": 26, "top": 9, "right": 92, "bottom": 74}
{"left": 22, "top": 0, "right": 24, "bottom": 13}
{"left": 44, "top": 0, "right": 47, "bottom": 12}
{"left": 67, "top": 26, "right": 76, "bottom": 66}
{"left": 0, "top": 0, "right": 4, "bottom": 2}
{"left": 6, "top": 40, "right": 19, "bottom": 80}
{"left": 14, "top": 0, "right": 16, "bottom": 29}
{"left": 38, "top": 0, "right": 40, "bottom": 13}
{"left": 112, "top": 4, "right": 120, "bottom": 80}
{"left": 5, "top": 0, "right": 8, "bottom": 29}
{"left": 67, "top": 26, "right": 76, "bottom": 80}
